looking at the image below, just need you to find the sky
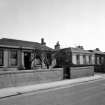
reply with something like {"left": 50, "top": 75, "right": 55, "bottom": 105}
{"left": 0, "top": 0, "right": 105, "bottom": 51}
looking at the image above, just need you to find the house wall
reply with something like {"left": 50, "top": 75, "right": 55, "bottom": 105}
{"left": 0, "top": 48, "right": 53, "bottom": 71}
{"left": 0, "top": 68, "right": 63, "bottom": 89}
{"left": 0, "top": 48, "right": 41, "bottom": 70}
{"left": 72, "top": 53, "right": 94, "bottom": 65}
{"left": 0, "top": 48, "right": 24, "bottom": 70}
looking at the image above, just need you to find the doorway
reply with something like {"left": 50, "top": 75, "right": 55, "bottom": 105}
{"left": 24, "top": 52, "right": 31, "bottom": 69}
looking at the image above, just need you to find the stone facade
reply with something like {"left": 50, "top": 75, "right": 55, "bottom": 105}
{"left": 0, "top": 48, "right": 53, "bottom": 71}
{"left": 0, "top": 38, "right": 53, "bottom": 71}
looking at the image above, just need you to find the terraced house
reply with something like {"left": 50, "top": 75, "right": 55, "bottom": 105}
{"left": 0, "top": 38, "right": 96, "bottom": 89}
{"left": 0, "top": 38, "right": 53, "bottom": 71}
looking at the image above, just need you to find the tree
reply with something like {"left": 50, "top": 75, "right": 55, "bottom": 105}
{"left": 52, "top": 49, "right": 71, "bottom": 68}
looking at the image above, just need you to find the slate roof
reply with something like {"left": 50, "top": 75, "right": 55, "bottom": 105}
{"left": 0, "top": 38, "right": 53, "bottom": 51}
{"left": 61, "top": 47, "right": 91, "bottom": 54}
{"left": 89, "top": 49, "right": 105, "bottom": 55}
{"left": 70, "top": 47, "right": 91, "bottom": 54}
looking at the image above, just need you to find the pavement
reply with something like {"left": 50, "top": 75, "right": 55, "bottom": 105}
{"left": 0, "top": 74, "right": 104, "bottom": 99}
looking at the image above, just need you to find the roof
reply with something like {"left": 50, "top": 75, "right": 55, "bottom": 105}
{"left": 71, "top": 47, "right": 91, "bottom": 54}
{"left": 0, "top": 38, "right": 53, "bottom": 51}
{"left": 61, "top": 47, "right": 91, "bottom": 54}
{"left": 89, "top": 49, "right": 105, "bottom": 55}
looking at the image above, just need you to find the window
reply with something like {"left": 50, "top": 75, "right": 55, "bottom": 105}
{"left": 92, "top": 55, "right": 95, "bottom": 64}
{"left": 10, "top": 50, "right": 17, "bottom": 66}
{"left": 99, "top": 57, "right": 102, "bottom": 64}
{"left": 83, "top": 55, "right": 86, "bottom": 64}
{"left": 96, "top": 56, "right": 100, "bottom": 65}
{"left": 72, "top": 54, "right": 77, "bottom": 64}
{"left": 86, "top": 55, "right": 89, "bottom": 64}
{"left": 89, "top": 55, "right": 92, "bottom": 64}
{"left": 80, "top": 55, "right": 83, "bottom": 64}
{"left": 101, "top": 57, "right": 104, "bottom": 64}
{"left": 76, "top": 55, "right": 80, "bottom": 64}
{"left": 0, "top": 50, "right": 3, "bottom": 66}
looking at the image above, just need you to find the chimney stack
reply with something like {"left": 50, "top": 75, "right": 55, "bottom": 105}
{"left": 76, "top": 45, "right": 84, "bottom": 49}
{"left": 41, "top": 38, "right": 46, "bottom": 46}
{"left": 55, "top": 41, "right": 60, "bottom": 50}
{"left": 95, "top": 48, "right": 100, "bottom": 51}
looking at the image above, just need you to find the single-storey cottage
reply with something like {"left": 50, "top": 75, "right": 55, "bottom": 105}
{"left": 53, "top": 46, "right": 94, "bottom": 79}
{"left": 0, "top": 38, "right": 53, "bottom": 71}
{"left": 89, "top": 48, "right": 105, "bottom": 72}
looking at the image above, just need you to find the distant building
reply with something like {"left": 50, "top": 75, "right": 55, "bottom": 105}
{"left": 0, "top": 38, "right": 53, "bottom": 70}
{"left": 53, "top": 46, "right": 94, "bottom": 79}
{"left": 89, "top": 48, "right": 105, "bottom": 72}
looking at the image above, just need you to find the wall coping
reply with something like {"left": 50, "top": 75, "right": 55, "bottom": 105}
{"left": 70, "top": 66, "right": 94, "bottom": 70}
{"left": 0, "top": 68, "right": 63, "bottom": 75}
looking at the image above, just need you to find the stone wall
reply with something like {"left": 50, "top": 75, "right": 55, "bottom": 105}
{"left": 0, "top": 66, "right": 94, "bottom": 89}
{"left": 70, "top": 66, "right": 94, "bottom": 79}
{"left": 0, "top": 68, "right": 63, "bottom": 89}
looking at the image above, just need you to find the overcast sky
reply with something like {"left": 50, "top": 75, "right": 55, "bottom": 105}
{"left": 0, "top": 0, "right": 105, "bottom": 50}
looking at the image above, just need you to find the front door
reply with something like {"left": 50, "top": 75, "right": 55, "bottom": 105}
{"left": 24, "top": 52, "right": 31, "bottom": 69}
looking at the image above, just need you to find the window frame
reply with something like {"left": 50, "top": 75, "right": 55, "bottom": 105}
{"left": 10, "top": 50, "right": 18, "bottom": 66}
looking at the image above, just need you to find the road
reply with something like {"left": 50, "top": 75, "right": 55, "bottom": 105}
{"left": 0, "top": 78, "right": 105, "bottom": 105}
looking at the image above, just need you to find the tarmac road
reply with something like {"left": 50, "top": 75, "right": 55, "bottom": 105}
{"left": 0, "top": 78, "right": 105, "bottom": 105}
